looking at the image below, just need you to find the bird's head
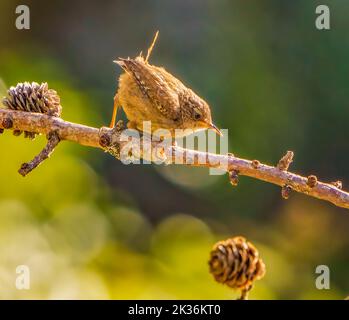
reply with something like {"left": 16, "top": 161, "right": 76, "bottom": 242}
{"left": 180, "top": 89, "right": 222, "bottom": 136}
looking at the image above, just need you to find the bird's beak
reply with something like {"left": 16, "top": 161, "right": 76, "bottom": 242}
{"left": 209, "top": 123, "right": 223, "bottom": 136}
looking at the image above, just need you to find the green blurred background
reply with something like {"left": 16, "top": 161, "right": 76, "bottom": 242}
{"left": 0, "top": 0, "right": 348, "bottom": 299}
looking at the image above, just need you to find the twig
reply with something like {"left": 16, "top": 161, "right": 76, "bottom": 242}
{"left": 237, "top": 287, "right": 251, "bottom": 300}
{"left": 277, "top": 150, "right": 294, "bottom": 171}
{"left": 1, "top": 108, "right": 349, "bottom": 210}
{"left": 18, "top": 131, "right": 60, "bottom": 176}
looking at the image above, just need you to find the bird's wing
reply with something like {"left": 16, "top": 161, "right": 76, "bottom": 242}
{"left": 115, "top": 57, "right": 181, "bottom": 122}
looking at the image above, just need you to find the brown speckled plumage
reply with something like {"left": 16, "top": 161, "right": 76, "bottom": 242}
{"left": 110, "top": 32, "right": 221, "bottom": 137}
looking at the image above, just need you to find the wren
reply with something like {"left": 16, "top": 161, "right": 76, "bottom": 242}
{"left": 110, "top": 31, "right": 222, "bottom": 138}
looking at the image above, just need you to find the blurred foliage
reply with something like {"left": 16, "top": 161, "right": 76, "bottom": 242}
{"left": 0, "top": 0, "right": 349, "bottom": 299}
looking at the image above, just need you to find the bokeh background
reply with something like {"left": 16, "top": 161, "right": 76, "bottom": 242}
{"left": 0, "top": 0, "right": 348, "bottom": 299}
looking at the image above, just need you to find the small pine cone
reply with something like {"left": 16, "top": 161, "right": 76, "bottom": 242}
{"left": 3, "top": 82, "right": 61, "bottom": 116}
{"left": 209, "top": 236, "right": 265, "bottom": 292}
{"left": 2, "top": 82, "right": 62, "bottom": 139}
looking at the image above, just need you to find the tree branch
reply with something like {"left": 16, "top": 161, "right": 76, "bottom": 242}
{"left": 1, "top": 108, "right": 348, "bottom": 210}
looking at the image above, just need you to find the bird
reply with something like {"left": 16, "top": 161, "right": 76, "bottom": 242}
{"left": 110, "top": 31, "right": 222, "bottom": 138}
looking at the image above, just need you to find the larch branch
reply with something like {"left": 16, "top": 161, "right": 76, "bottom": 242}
{"left": 0, "top": 108, "right": 348, "bottom": 210}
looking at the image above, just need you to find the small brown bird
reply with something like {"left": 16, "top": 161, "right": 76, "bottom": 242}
{"left": 110, "top": 31, "right": 222, "bottom": 137}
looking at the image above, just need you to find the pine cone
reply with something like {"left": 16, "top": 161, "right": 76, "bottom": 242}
{"left": 2, "top": 82, "right": 62, "bottom": 139}
{"left": 209, "top": 236, "right": 265, "bottom": 295}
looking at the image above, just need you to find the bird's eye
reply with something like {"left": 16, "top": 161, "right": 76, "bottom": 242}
{"left": 193, "top": 108, "right": 202, "bottom": 120}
